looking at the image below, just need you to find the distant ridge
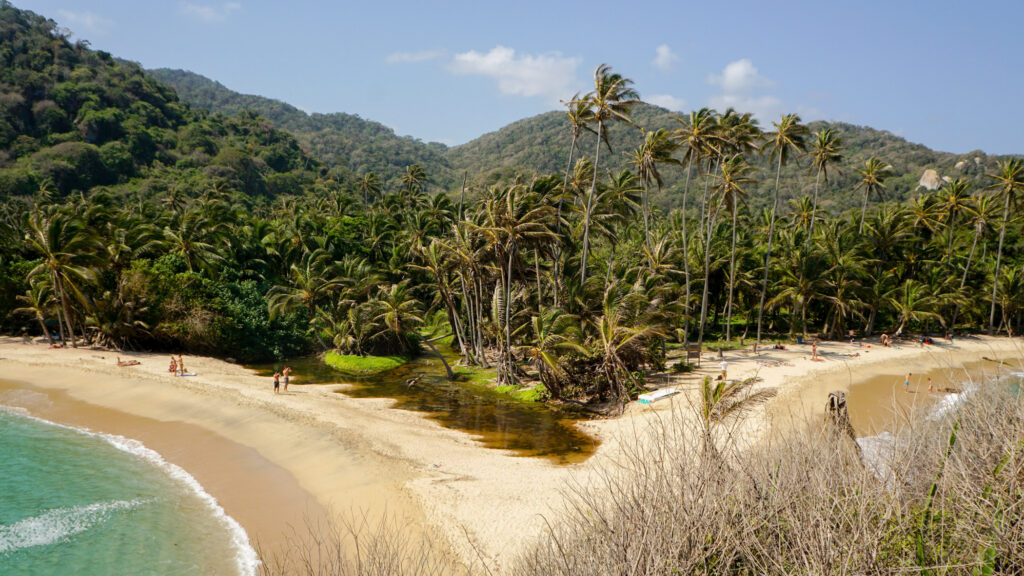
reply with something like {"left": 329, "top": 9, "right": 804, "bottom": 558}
{"left": 148, "top": 69, "right": 1009, "bottom": 212}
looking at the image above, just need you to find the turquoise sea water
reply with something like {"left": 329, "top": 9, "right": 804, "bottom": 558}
{"left": 0, "top": 409, "right": 256, "bottom": 576}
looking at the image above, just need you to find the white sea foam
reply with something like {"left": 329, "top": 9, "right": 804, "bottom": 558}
{"left": 0, "top": 499, "right": 145, "bottom": 554}
{"left": 0, "top": 405, "right": 259, "bottom": 575}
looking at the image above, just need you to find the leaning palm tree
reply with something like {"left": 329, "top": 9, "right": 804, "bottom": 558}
{"left": 807, "top": 127, "right": 843, "bottom": 245}
{"left": 855, "top": 157, "right": 893, "bottom": 234}
{"left": 698, "top": 376, "right": 777, "bottom": 459}
{"left": 514, "top": 308, "right": 585, "bottom": 399}
{"left": 985, "top": 158, "right": 1024, "bottom": 334}
{"left": 14, "top": 282, "right": 56, "bottom": 344}
{"left": 24, "top": 209, "right": 100, "bottom": 347}
{"left": 372, "top": 281, "right": 425, "bottom": 356}
{"left": 629, "top": 128, "right": 679, "bottom": 256}
{"left": 579, "top": 64, "right": 640, "bottom": 285}
{"left": 755, "top": 113, "right": 808, "bottom": 348}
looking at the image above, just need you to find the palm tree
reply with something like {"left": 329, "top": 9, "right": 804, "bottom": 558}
{"left": 673, "top": 108, "right": 720, "bottom": 340}
{"left": 985, "top": 158, "right": 1024, "bottom": 334}
{"left": 267, "top": 249, "right": 339, "bottom": 349}
{"left": 25, "top": 210, "right": 100, "bottom": 347}
{"left": 698, "top": 376, "right": 776, "bottom": 458}
{"left": 579, "top": 64, "right": 640, "bottom": 285}
{"left": 590, "top": 284, "right": 663, "bottom": 407}
{"left": 716, "top": 155, "right": 755, "bottom": 341}
{"left": 950, "top": 194, "right": 998, "bottom": 333}
{"left": 755, "top": 113, "right": 807, "bottom": 348}
{"left": 358, "top": 172, "right": 381, "bottom": 205}
{"left": 629, "top": 128, "right": 679, "bottom": 256}
{"left": 855, "top": 157, "right": 893, "bottom": 233}
{"left": 807, "top": 127, "right": 843, "bottom": 245}
{"left": 372, "top": 281, "right": 424, "bottom": 356}
{"left": 553, "top": 95, "right": 594, "bottom": 305}
{"left": 514, "top": 308, "right": 584, "bottom": 399}
{"left": 14, "top": 282, "right": 56, "bottom": 344}
{"left": 935, "top": 178, "right": 972, "bottom": 262}
{"left": 889, "top": 279, "right": 942, "bottom": 335}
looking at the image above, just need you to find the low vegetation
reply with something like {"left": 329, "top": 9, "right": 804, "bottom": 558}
{"left": 323, "top": 351, "right": 406, "bottom": 377}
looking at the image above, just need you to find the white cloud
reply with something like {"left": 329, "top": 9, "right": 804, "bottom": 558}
{"left": 386, "top": 50, "right": 444, "bottom": 64}
{"left": 652, "top": 44, "right": 678, "bottom": 71}
{"left": 647, "top": 94, "right": 686, "bottom": 111}
{"left": 707, "top": 58, "right": 782, "bottom": 121}
{"left": 181, "top": 2, "right": 241, "bottom": 22}
{"left": 449, "top": 46, "right": 580, "bottom": 103}
{"left": 56, "top": 10, "right": 113, "bottom": 36}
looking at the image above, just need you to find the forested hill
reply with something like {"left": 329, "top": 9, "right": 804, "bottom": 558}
{"left": 147, "top": 68, "right": 456, "bottom": 189}
{"left": 0, "top": 4, "right": 324, "bottom": 201}
{"left": 148, "top": 68, "right": 1007, "bottom": 214}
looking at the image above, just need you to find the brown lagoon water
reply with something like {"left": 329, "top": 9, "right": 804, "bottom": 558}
{"left": 249, "top": 356, "right": 598, "bottom": 465}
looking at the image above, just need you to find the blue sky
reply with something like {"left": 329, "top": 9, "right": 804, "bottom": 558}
{"left": 14, "top": 0, "right": 1023, "bottom": 154}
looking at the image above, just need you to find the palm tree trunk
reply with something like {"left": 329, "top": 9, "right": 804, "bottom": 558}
{"left": 423, "top": 339, "right": 454, "bottom": 380}
{"left": 756, "top": 154, "right": 784, "bottom": 348}
{"left": 553, "top": 132, "right": 579, "bottom": 307}
{"left": 580, "top": 121, "right": 603, "bottom": 285}
{"left": 989, "top": 193, "right": 1011, "bottom": 334}
{"left": 950, "top": 223, "right": 982, "bottom": 334}
{"left": 36, "top": 312, "right": 55, "bottom": 345}
{"left": 697, "top": 173, "right": 725, "bottom": 365}
{"left": 534, "top": 248, "right": 543, "bottom": 310}
{"left": 54, "top": 272, "right": 77, "bottom": 348}
{"left": 725, "top": 201, "right": 738, "bottom": 342}
{"left": 807, "top": 166, "right": 821, "bottom": 249}
{"left": 681, "top": 156, "right": 694, "bottom": 346}
{"left": 859, "top": 188, "right": 870, "bottom": 234}
{"left": 642, "top": 181, "right": 652, "bottom": 258}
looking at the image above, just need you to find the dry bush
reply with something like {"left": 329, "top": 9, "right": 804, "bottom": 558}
{"left": 512, "top": 380, "right": 1024, "bottom": 575}
{"left": 257, "top": 510, "right": 473, "bottom": 576}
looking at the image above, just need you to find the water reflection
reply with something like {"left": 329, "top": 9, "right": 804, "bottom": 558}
{"left": 249, "top": 356, "right": 598, "bottom": 465}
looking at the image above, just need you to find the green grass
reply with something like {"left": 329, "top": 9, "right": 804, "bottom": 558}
{"left": 454, "top": 365, "right": 495, "bottom": 385}
{"left": 324, "top": 351, "right": 407, "bottom": 376}
{"left": 494, "top": 383, "right": 549, "bottom": 403}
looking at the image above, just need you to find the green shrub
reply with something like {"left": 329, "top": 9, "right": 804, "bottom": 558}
{"left": 324, "top": 351, "right": 406, "bottom": 376}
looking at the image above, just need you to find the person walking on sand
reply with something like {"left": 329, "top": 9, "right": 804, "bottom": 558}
{"left": 282, "top": 366, "right": 291, "bottom": 392}
{"left": 904, "top": 372, "right": 911, "bottom": 393}
{"left": 273, "top": 372, "right": 280, "bottom": 394}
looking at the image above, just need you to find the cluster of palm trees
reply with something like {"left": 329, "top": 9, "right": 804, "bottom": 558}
{"left": 2, "top": 63, "right": 1022, "bottom": 407}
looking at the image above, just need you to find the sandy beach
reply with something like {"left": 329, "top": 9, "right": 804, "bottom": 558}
{"left": 1, "top": 334, "right": 1022, "bottom": 571}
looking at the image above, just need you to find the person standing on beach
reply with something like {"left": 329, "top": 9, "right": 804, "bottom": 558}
{"left": 719, "top": 360, "right": 728, "bottom": 381}
{"left": 927, "top": 377, "right": 934, "bottom": 394}
{"left": 169, "top": 356, "right": 177, "bottom": 376}
{"left": 812, "top": 341, "right": 819, "bottom": 361}
{"left": 273, "top": 372, "right": 280, "bottom": 394}
{"left": 905, "top": 373, "right": 911, "bottom": 393}
{"left": 282, "top": 366, "right": 291, "bottom": 392}
{"left": 178, "top": 355, "right": 185, "bottom": 376}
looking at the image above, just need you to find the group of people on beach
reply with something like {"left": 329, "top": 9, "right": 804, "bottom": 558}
{"left": 272, "top": 367, "right": 291, "bottom": 394}
{"left": 903, "top": 372, "right": 936, "bottom": 394}
{"left": 168, "top": 355, "right": 186, "bottom": 376}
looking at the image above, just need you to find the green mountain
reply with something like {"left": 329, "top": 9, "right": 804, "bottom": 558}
{"left": 146, "top": 68, "right": 456, "bottom": 190}
{"left": 0, "top": 4, "right": 323, "bottom": 203}
{"left": 148, "top": 68, "right": 1008, "bottom": 215}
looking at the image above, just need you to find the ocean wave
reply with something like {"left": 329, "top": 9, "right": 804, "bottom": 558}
{"left": 0, "top": 405, "right": 258, "bottom": 575}
{"left": 0, "top": 499, "right": 145, "bottom": 554}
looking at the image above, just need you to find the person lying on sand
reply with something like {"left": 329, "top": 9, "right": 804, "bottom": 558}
{"left": 117, "top": 357, "right": 140, "bottom": 367}
{"left": 773, "top": 342, "right": 787, "bottom": 350}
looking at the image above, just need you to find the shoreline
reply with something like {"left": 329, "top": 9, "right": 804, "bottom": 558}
{"left": 1, "top": 334, "right": 1022, "bottom": 570}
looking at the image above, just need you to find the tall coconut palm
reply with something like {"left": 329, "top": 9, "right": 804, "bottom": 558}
{"left": 755, "top": 113, "right": 807, "bottom": 348}
{"left": 579, "top": 64, "right": 640, "bottom": 285}
{"left": 807, "top": 127, "right": 843, "bottom": 246}
{"left": 358, "top": 172, "right": 381, "bottom": 205}
{"left": 673, "top": 108, "right": 720, "bottom": 340}
{"left": 950, "top": 194, "right": 998, "bottom": 333}
{"left": 985, "top": 158, "right": 1024, "bottom": 334}
{"left": 715, "top": 155, "right": 755, "bottom": 341}
{"left": 855, "top": 157, "right": 893, "bottom": 233}
{"left": 267, "top": 248, "right": 340, "bottom": 349}
{"left": 629, "top": 128, "right": 679, "bottom": 256}
{"left": 935, "top": 178, "right": 972, "bottom": 262}
{"left": 553, "top": 95, "right": 594, "bottom": 305}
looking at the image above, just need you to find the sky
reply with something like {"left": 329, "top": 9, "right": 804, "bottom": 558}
{"left": 13, "top": 0, "right": 1024, "bottom": 154}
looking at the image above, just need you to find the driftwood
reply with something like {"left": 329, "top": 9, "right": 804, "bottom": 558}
{"left": 825, "top": 390, "right": 862, "bottom": 458}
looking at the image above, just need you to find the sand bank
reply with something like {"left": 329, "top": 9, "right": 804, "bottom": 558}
{"left": 0, "top": 334, "right": 1021, "bottom": 571}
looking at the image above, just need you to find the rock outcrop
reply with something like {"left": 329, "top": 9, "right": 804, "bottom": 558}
{"left": 919, "top": 169, "right": 942, "bottom": 190}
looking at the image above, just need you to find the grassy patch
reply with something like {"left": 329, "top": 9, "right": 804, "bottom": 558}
{"left": 454, "top": 365, "right": 495, "bottom": 385}
{"left": 494, "top": 383, "right": 549, "bottom": 403}
{"left": 324, "top": 351, "right": 406, "bottom": 376}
